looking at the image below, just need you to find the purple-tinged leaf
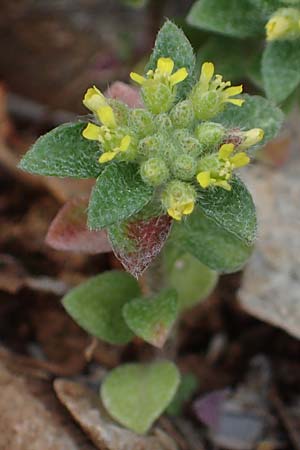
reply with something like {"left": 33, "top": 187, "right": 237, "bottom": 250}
{"left": 46, "top": 196, "right": 111, "bottom": 254}
{"left": 108, "top": 215, "right": 172, "bottom": 278}
{"left": 193, "top": 389, "right": 230, "bottom": 430}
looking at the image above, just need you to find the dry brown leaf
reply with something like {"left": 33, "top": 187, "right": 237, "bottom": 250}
{"left": 54, "top": 379, "right": 178, "bottom": 450}
{"left": 0, "top": 356, "right": 95, "bottom": 450}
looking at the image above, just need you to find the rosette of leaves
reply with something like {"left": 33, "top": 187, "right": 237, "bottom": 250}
{"left": 187, "top": 0, "right": 300, "bottom": 107}
{"left": 18, "top": 20, "right": 283, "bottom": 435}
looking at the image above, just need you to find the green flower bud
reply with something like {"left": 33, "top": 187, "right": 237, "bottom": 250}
{"left": 155, "top": 113, "right": 173, "bottom": 131}
{"left": 129, "top": 109, "right": 155, "bottom": 137}
{"left": 107, "top": 99, "right": 129, "bottom": 125}
{"left": 142, "top": 81, "right": 175, "bottom": 114}
{"left": 138, "top": 134, "right": 161, "bottom": 157}
{"left": 175, "top": 131, "right": 204, "bottom": 158}
{"left": 170, "top": 100, "right": 195, "bottom": 128}
{"left": 191, "top": 90, "right": 224, "bottom": 120}
{"left": 140, "top": 157, "right": 170, "bottom": 186}
{"left": 197, "top": 154, "right": 220, "bottom": 173}
{"left": 195, "top": 122, "right": 225, "bottom": 152}
{"left": 161, "top": 180, "right": 196, "bottom": 221}
{"left": 171, "top": 154, "right": 197, "bottom": 180}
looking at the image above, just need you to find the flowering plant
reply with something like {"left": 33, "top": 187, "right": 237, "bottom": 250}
{"left": 19, "top": 21, "right": 283, "bottom": 435}
{"left": 188, "top": 0, "right": 300, "bottom": 107}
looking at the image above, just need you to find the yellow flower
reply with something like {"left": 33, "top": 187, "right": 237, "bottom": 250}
{"left": 82, "top": 103, "right": 132, "bottom": 163}
{"left": 239, "top": 128, "right": 264, "bottom": 150}
{"left": 83, "top": 86, "right": 107, "bottom": 113}
{"left": 98, "top": 135, "right": 131, "bottom": 164}
{"left": 266, "top": 8, "right": 300, "bottom": 41}
{"left": 162, "top": 180, "right": 196, "bottom": 221}
{"left": 197, "top": 143, "right": 250, "bottom": 191}
{"left": 168, "top": 201, "right": 194, "bottom": 221}
{"left": 198, "top": 62, "right": 244, "bottom": 107}
{"left": 130, "top": 57, "right": 188, "bottom": 88}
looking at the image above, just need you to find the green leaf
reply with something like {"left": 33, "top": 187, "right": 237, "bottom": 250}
{"left": 199, "top": 177, "right": 257, "bottom": 245}
{"left": 123, "top": 289, "right": 178, "bottom": 348}
{"left": 262, "top": 40, "right": 300, "bottom": 104}
{"left": 215, "top": 94, "right": 284, "bottom": 147}
{"left": 187, "top": 0, "right": 264, "bottom": 38}
{"left": 88, "top": 163, "right": 153, "bottom": 230}
{"left": 62, "top": 271, "right": 140, "bottom": 344}
{"left": 171, "top": 208, "right": 254, "bottom": 273}
{"left": 101, "top": 361, "right": 180, "bottom": 434}
{"left": 146, "top": 20, "right": 196, "bottom": 100}
{"left": 165, "top": 251, "right": 218, "bottom": 311}
{"left": 248, "top": 0, "right": 282, "bottom": 14}
{"left": 19, "top": 122, "right": 102, "bottom": 178}
{"left": 197, "top": 36, "right": 250, "bottom": 82}
{"left": 166, "top": 373, "right": 198, "bottom": 416}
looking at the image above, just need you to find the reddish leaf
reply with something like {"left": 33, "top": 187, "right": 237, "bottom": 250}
{"left": 108, "top": 215, "right": 172, "bottom": 278}
{"left": 46, "top": 196, "right": 111, "bottom": 254}
{"left": 105, "top": 82, "right": 143, "bottom": 108}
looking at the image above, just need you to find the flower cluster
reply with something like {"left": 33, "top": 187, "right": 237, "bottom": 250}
{"left": 82, "top": 59, "right": 264, "bottom": 221}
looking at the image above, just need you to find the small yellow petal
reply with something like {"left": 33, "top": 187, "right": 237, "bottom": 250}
{"left": 183, "top": 201, "right": 194, "bottom": 215}
{"left": 197, "top": 171, "right": 211, "bottom": 188}
{"left": 99, "top": 151, "right": 117, "bottom": 163}
{"left": 200, "top": 62, "right": 214, "bottom": 83}
{"left": 217, "top": 180, "right": 232, "bottom": 191}
{"left": 83, "top": 86, "right": 106, "bottom": 112}
{"left": 97, "top": 105, "right": 116, "bottom": 128}
{"left": 240, "top": 128, "right": 264, "bottom": 149}
{"left": 119, "top": 135, "right": 131, "bottom": 152}
{"left": 225, "top": 85, "right": 243, "bottom": 96}
{"left": 157, "top": 57, "right": 174, "bottom": 75}
{"left": 226, "top": 98, "right": 245, "bottom": 106}
{"left": 230, "top": 152, "right": 250, "bottom": 168}
{"left": 170, "top": 67, "right": 188, "bottom": 86}
{"left": 130, "top": 72, "right": 146, "bottom": 85}
{"left": 82, "top": 123, "right": 101, "bottom": 140}
{"left": 167, "top": 208, "right": 182, "bottom": 221}
{"left": 219, "top": 143, "right": 235, "bottom": 160}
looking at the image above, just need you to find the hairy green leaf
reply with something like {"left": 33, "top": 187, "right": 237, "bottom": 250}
{"left": 187, "top": 0, "right": 264, "bottom": 38}
{"left": 101, "top": 361, "right": 180, "bottom": 434}
{"left": 172, "top": 208, "right": 254, "bottom": 273}
{"left": 262, "top": 40, "right": 300, "bottom": 104}
{"left": 199, "top": 177, "right": 257, "bottom": 245}
{"left": 215, "top": 94, "right": 284, "bottom": 147}
{"left": 88, "top": 163, "right": 153, "bottom": 230}
{"left": 19, "top": 122, "right": 101, "bottom": 178}
{"left": 146, "top": 20, "right": 196, "bottom": 99}
{"left": 123, "top": 289, "right": 178, "bottom": 347}
{"left": 62, "top": 271, "right": 140, "bottom": 344}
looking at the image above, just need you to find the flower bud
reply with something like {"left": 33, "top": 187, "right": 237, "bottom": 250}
{"left": 142, "top": 81, "right": 175, "bottom": 114}
{"left": 174, "top": 130, "right": 204, "bottom": 158}
{"left": 138, "top": 134, "right": 161, "bottom": 157}
{"left": 161, "top": 180, "right": 196, "bottom": 221}
{"left": 232, "top": 128, "right": 264, "bottom": 150}
{"left": 108, "top": 99, "right": 129, "bottom": 125}
{"left": 171, "top": 154, "right": 197, "bottom": 180}
{"left": 266, "top": 8, "right": 300, "bottom": 41}
{"left": 191, "top": 90, "right": 224, "bottom": 120}
{"left": 170, "top": 100, "right": 195, "bottom": 128}
{"left": 155, "top": 113, "right": 173, "bottom": 131}
{"left": 140, "top": 157, "right": 170, "bottom": 186}
{"left": 129, "top": 109, "right": 155, "bottom": 137}
{"left": 195, "top": 122, "right": 225, "bottom": 151}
